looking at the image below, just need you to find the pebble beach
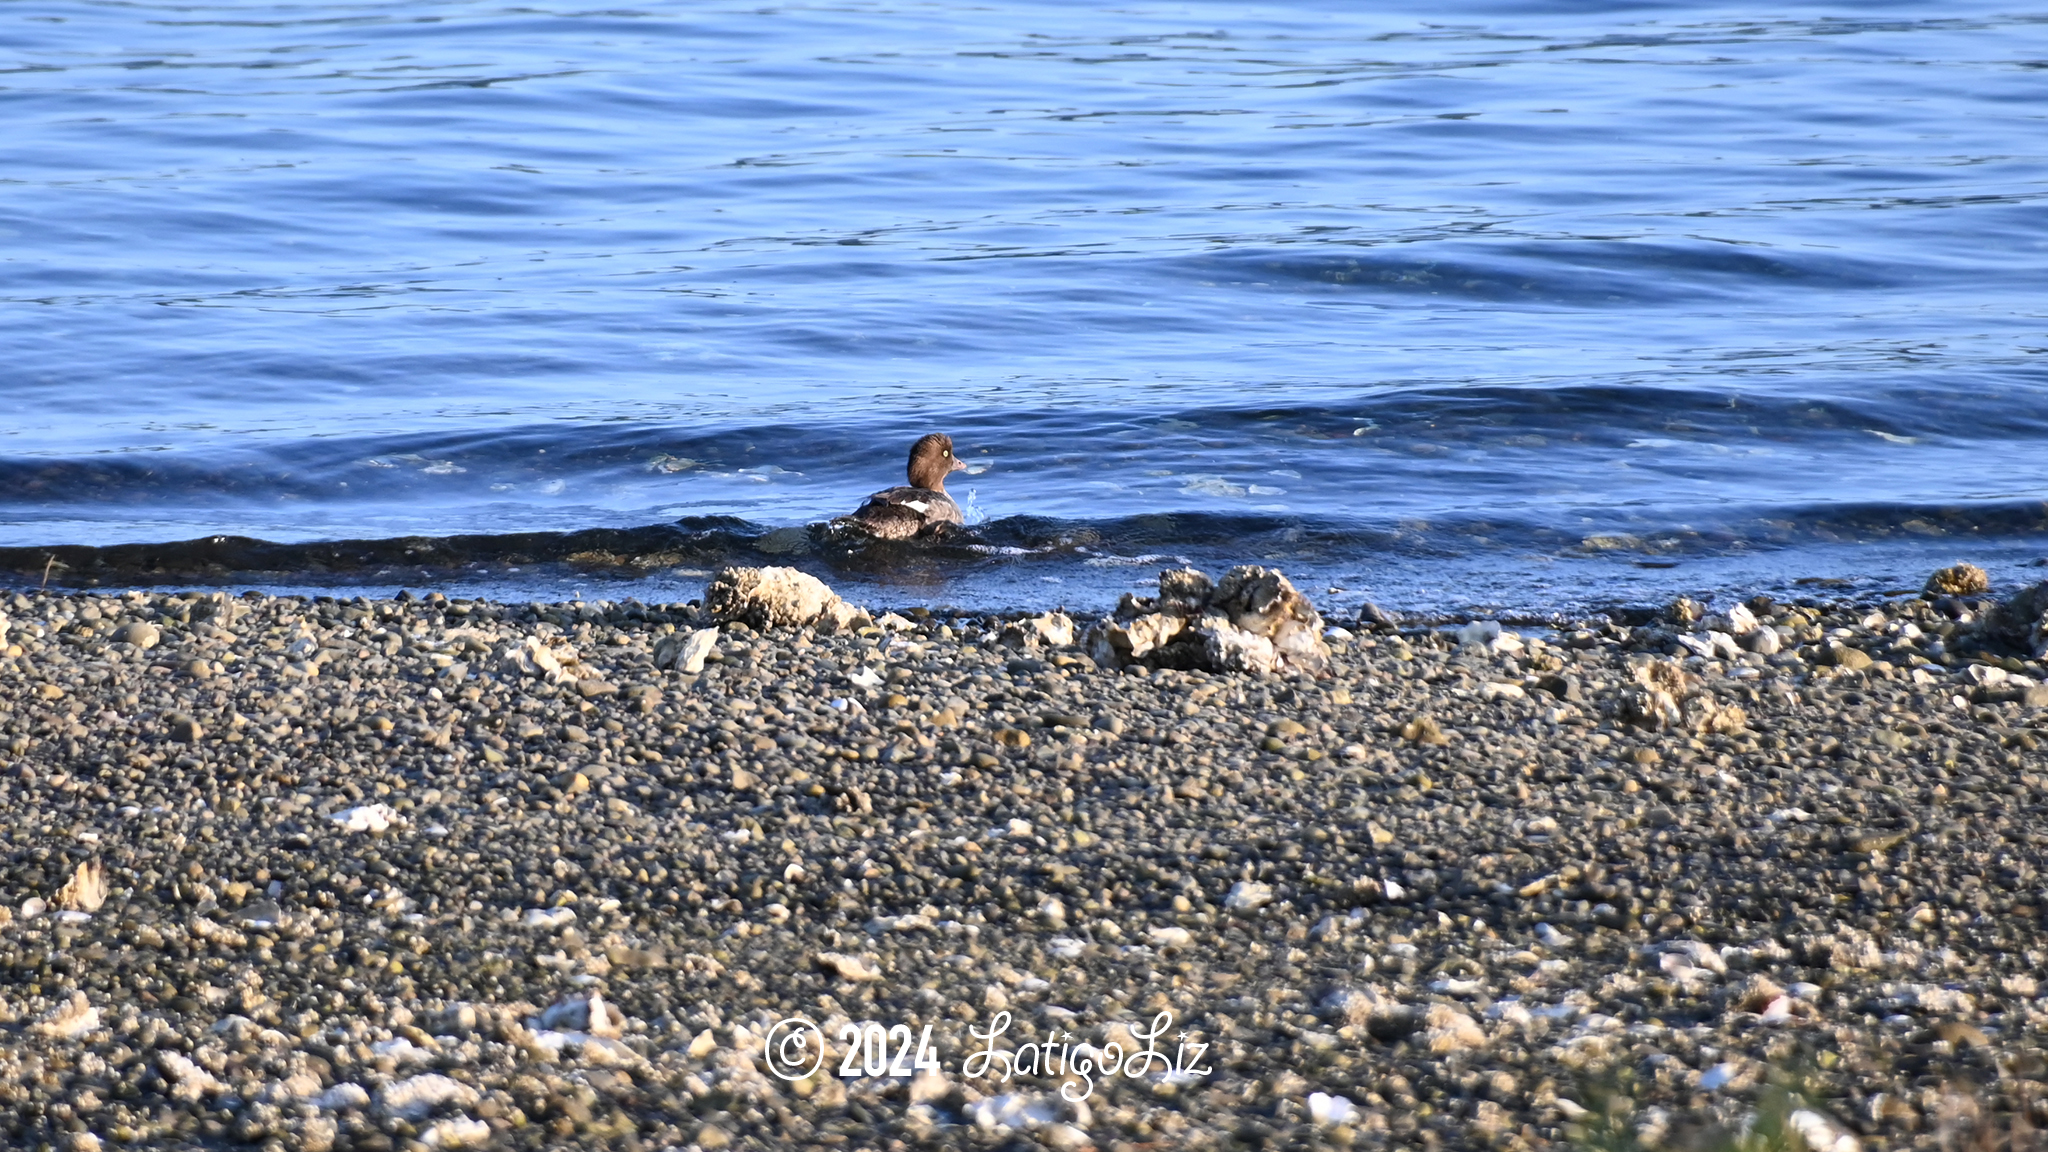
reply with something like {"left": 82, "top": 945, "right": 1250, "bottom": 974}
{"left": 2, "top": 567, "right": 2047, "bottom": 1152}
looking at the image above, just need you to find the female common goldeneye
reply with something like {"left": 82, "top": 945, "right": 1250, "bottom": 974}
{"left": 839, "top": 433, "right": 969, "bottom": 539}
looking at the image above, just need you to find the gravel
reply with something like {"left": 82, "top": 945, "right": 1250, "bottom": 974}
{"left": 0, "top": 578, "right": 2045, "bottom": 1151}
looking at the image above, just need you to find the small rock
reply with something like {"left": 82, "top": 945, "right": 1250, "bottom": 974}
{"left": 112, "top": 621, "right": 160, "bottom": 649}
{"left": 965, "top": 1093, "right": 1062, "bottom": 1132}
{"left": 1699, "top": 1063, "right": 1741, "bottom": 1092}
{"left": 1041, "top": 1123, "right": 1091, "bottom": 1151}
{"left": 1421, "top": 1004, "right": 1486, "bottom": 1053}
{"left": 538, "top": 992, "right": 623, "bottom": 1038}
{"left": 331, "top": 804, "right": 401, "bottom": 833}
{"left": 54, "top": 859, "right": 106, "bottom": 913}
{"left": 33, "top": 991, "right": 98, "bottom": 1039}
{"left": 1309, "top": 1092, "right": 1359, "bottom": 1127}
{"left": 1358, "top": 601, "right": 1400, "bottom": 630}
{"left": 157, "top": 1051, "right": 224, "bottom": 1101}
{"left": 909, "top": 1068, "right": 951, "bottom": 1105}
{"left": 378, "top": 1074, "right": 479, "bottom": 1121}
{"left": 1225, "top": 881, "right": 1274, "bottom": 912}
{"left": 1400, "top": 716, "right": 1448, "bottom": 745}
{"left": 313, "top": 1083, "right": 371, "bottom": 1111}
{"left": 1828, "top": 645, "right": 1873, "bottom": 671}
{"left": 816, "top": 951, "right": 883, "bottom": 981}
{"left": 1000, "top": 611, "right": 1075, "bottom": 649}
{"left": 1320, "top": 986, "right": 1397, "bottom": 1028}
{"left": 420, "top": 1118, "right": 491, "bottom": 1149}
{"left": 1925, "top": 563, "right": 1989, "bottom": 597}
{"left": 1936, "top": 1021, "right": 1989, "bottom": 1048}
{"left": 1456, "top": 620, "right": 1522, "bottom": 654}
{"left": 1788, "top": 1109, "right": 1860, "bottom": 1152}
{"left": 495, "top": 636, "right": 584, "bottom": 683}
{"left": 1734, "top": 974, "right": 1785, "bottom": 1013}
{"left": 654, "top": 626, "right": 720, "bottom": 673}
{"left": 523, "top": 907, "right": 576, "bottom": 929}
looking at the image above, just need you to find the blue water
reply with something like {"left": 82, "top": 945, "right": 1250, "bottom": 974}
{"left": 5, "top": 0, "right": 2048, "bottom": 611}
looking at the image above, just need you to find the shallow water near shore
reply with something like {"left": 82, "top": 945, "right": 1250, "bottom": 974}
{"left": 5, "top": 0, "right": 2048, "bottom": 608}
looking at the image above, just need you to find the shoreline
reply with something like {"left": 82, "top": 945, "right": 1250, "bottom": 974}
{"left": 4, "top": 521, "right": 2048, "bottom": 628}
{"left": 0, "top": 567, "right": 2044, "bottom": 1151}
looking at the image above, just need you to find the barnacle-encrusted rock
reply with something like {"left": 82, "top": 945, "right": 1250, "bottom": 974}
{"left": 1000, "top": 611, "right": 1075, "bottom": 650}
{"left": 705, "top": 566, "right": 869, "bottom": 632}
{"left": 1925, "top": 562, "right": 1990, "bottom": 597}
{"left": 1615, "top": 658, "right": 1688, "bottom": 730}
{"left": 1086, "top": 566, "right": 1329, "bottom": 675}
{"left": 1611, "top": 657, "right": 1746, "bottom": 734}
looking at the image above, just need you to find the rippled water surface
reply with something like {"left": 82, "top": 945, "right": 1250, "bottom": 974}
{"left": 5, "top": 0, "right": 2048, "bottom": 609}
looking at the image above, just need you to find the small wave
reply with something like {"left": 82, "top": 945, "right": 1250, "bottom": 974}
{"left": 4, "top": 499, "right": 2043, "bottom": 595}
{"left": 1081, "top": 552, "right": 1192, "bottom": 568}
{"left": 1173, "top": 240, "right": 1927, "bottom": 309}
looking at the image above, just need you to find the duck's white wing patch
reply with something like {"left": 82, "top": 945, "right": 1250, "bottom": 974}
{"left": 902, "top": 500, "right": 929, "bottom": 514}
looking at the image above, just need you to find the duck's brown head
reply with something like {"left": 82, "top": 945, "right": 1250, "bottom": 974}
{"left": 906, "top": 432, "right": 968, "bottom": 492}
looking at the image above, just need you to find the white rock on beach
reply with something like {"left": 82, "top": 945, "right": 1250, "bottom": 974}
{"left": 816, "top": 951, "right": 883, "bottom": 981}
{"left": 313, "top": 1084, "right": 372, "bottom": 1111}
{"left": 966, "top": 1093, "right": 1063, "bottom": 1132}
{"left": 157, "top": 1051, "right": 225, "bottom": 1101}
{"left": 1309, "top": 1092, "right": 1359, "bottom": 1126}
{"left": 421, "top": 1118, "right": 492, "bottom": 1149}
{"left": 33, "top": 991, "right": 99, "bottom": 1039}
{"left": 538, "top": 992, "right": 624, "bottom": 1038}
{"left": 1001, "top": 611, "right": 1075, "bottom": 649}
{"left": 495, "top": 636, "right": 584, "bottom": 683}
{"left": 378, "top": 1074, "right": 479, "bottom": 1120}
{"left": 54, "top": 859, "right": 107, "bottom": 913}
{"left": 1225, "top": 880, "right": 1275, "bottom": 912}
{"left": 332, "top": 803, "right": 401, "bottom": 833}
{"left": 654, "top": 626, "right": 721, "bottom": 673}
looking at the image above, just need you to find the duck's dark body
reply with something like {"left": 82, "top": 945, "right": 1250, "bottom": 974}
{"left": 837, "top": 433, "right": 970, "bottom": 539}
{"left": 847, "top": 484, "right": 964, "bottom": 540}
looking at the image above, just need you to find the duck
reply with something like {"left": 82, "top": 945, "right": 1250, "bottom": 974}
{"left": 838, "top": 433, "right": 969, "bottom": 539}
